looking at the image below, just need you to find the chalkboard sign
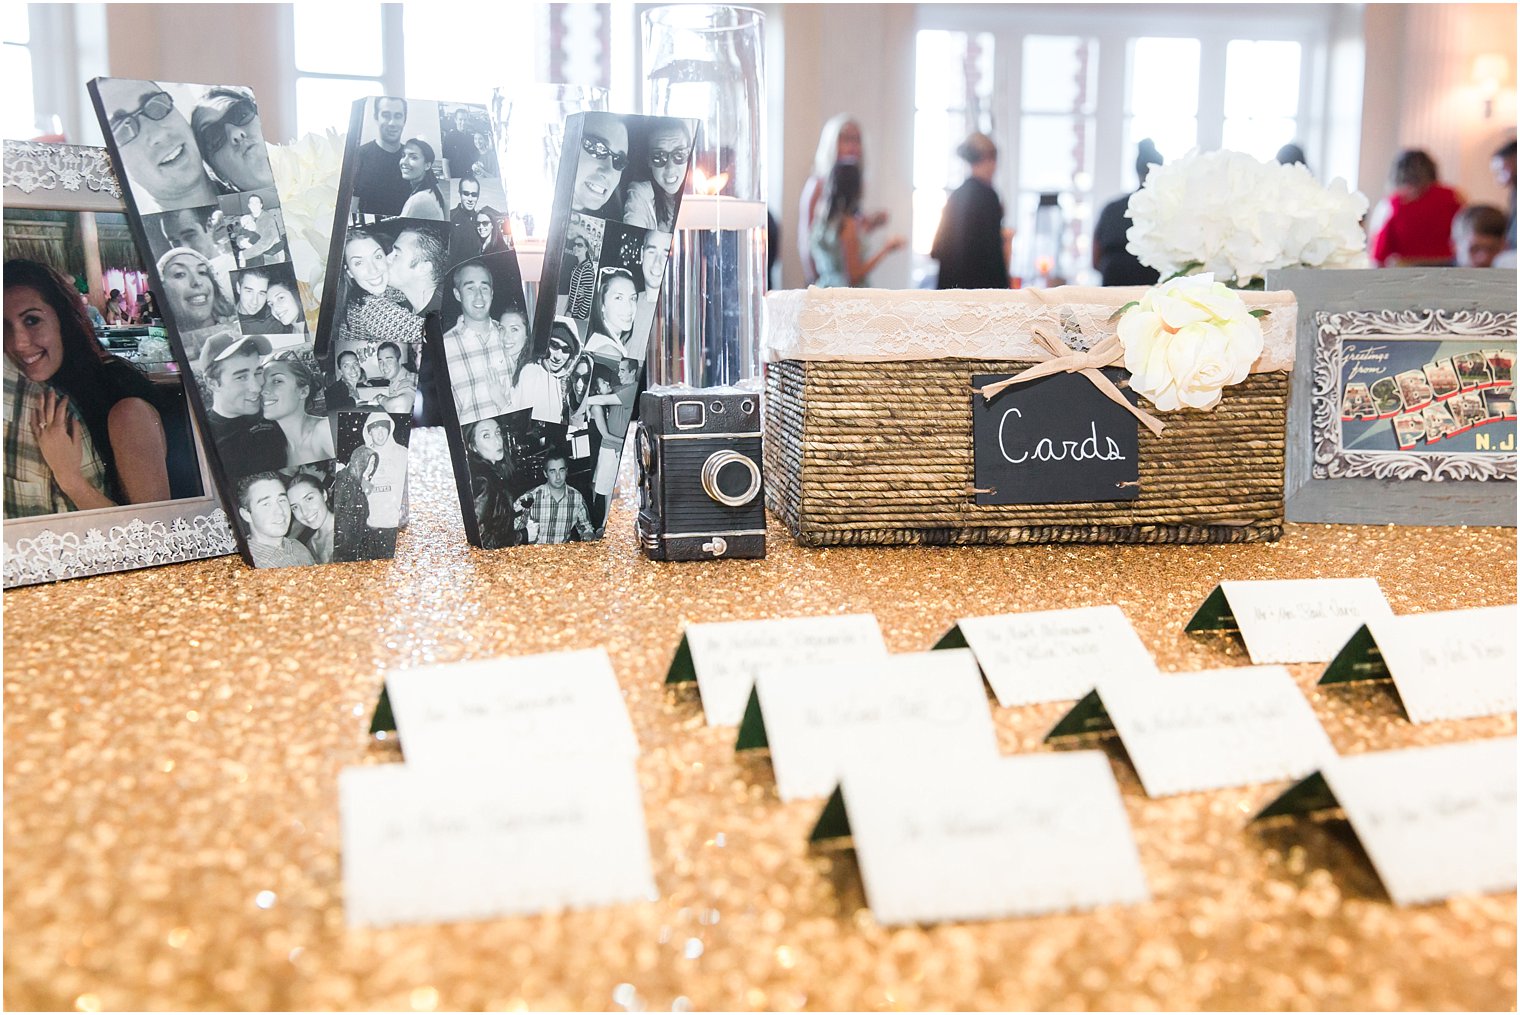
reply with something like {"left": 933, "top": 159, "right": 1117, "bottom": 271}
{"left": 972, "top": 370, "right": 1140, "bottom": 504}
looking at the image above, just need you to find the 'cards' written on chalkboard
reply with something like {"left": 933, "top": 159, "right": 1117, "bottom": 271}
{"left": 972, "top": 370, "right": 1140, "bottom": 504}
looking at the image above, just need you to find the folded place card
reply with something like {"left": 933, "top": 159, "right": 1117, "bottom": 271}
{"left": 340, "top": 753, "right": 657, "bottom": 927}
{"left": 1186, "top": 578, "right": 1394, "bottom": 664}
{"left": 1320, "top": 605, "right": 1517, "bottom": 723}
{"left": 665, "top": 614, "right": 889, "bottom": 726}
{"left": 809, "top": 751, "right": 1149, "bottom": 925}
{"left": 1254, "top": 737, "right": 1516, "bottom": 905}
{"left": 933, "top": 605, "right": 1158, "bottom": 706}
{"left": 735, "top": 649, "right": 999, "bottom": 801}
{"left": 372, "top": 648, "right": 638, "bottom": 765}
{"left": 1046, "top": 667, "right": 1335, "bottom": 797}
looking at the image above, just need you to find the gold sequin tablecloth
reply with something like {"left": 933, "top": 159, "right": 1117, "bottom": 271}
{"left": 5, "top": 428, "right": 1517, "bottom": 1012}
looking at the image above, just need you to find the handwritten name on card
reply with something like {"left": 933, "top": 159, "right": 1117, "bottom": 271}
{"left": 1324, "top": 738, "right": 1515, "bottom": 905}
{"left": 1218, "top": 578, "right": 1394, "bottom": 663}
{"left": 678, "top": 614, "right": 889, "bottom": 726}
{"left": 1364, "top": 606, "right": 1517, "bottom": 722}
{"left": 836, "top": 751, "right": 1149, "bottom": 925}
{"left": 949, "top": 606, "right": 1157, "bottom": 706}
{"left": 340, "top": 755, "right": 657, "bottom": 927}
{"left": 750, "top": 649, "right": 999, "bottom": 801}
{"left": 385, "top": 649, "right": 638, "bottom": 765}
{"left": 1094, "top": 667, "right": 1334, "bottom": 796}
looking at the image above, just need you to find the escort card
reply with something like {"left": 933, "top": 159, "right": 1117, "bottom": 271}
{"left": 1254, "top": 738, "right": 1516, "bottom": 905}
{"left": 810, "top": 751, "right": 1149, "bottom": 925}
{"left": 1186, "top": 578, "right": 1394, "bottom": 663}
{"left": 379, "top": 649, "right": 638, "bottom": 765}
{"left": 1320, "top": 605, "right": 1517, "bottom": 723}
{"left": 340, "top": 753, "right": 658, "bottom": 926}
{"left": 933, "top": 605, "right": 1158, "bottom": 706}
{"left": 735, "top": 649, "right": 999, "bottom": 800}
{"left": 1046, "top": 667, "right": 1335, "bottom": 797}
{"left": 665, "top": 614, "right": 890, "bottom": 726}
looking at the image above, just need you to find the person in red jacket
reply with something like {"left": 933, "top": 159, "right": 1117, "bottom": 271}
{"left": 1371, "top": 149, "right": 1464, "bottom": 266}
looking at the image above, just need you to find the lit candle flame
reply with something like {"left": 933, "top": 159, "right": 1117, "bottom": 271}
{"left": 691, "top": 168, "right": 729, "bottom": 196}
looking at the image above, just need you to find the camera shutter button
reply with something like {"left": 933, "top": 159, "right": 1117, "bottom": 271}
{"left": 700, "top": 450, "right": 761, "bottom": 507}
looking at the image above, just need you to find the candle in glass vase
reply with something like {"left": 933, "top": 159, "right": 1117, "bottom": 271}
{"left": 644, "top": 4, "right": 767, "bottom": 390}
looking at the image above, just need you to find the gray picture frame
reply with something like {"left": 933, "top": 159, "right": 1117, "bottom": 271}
{"left": 3, "top": 140, "right": 235, "bottom": 588}
{"left": 1267, "top": 267, "right": 1517, "bottom": 526}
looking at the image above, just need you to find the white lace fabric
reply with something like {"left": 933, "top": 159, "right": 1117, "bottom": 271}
{"left": 764, "top": 285, "right": 1296, "bottom": 373}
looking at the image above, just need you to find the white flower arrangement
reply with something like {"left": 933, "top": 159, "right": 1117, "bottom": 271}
{"left": 1125, "top": 149, "right": 1369, "bottom": 288}
{"left": 1115, "top": 272, "right": 1264, "bottom": 412}
{"left": 266, "top": 129, "right": 347, "bottom": 327}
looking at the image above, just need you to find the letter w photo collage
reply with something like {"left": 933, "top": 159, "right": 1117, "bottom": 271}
{"left": 1339, "top": 338, "right": 1515, "bottom": 453}
{"left": 91, "top": 76, "right": 393, "bottom": 570}
{"left": 432, "top": 111, "right": 697, "bottom": 549}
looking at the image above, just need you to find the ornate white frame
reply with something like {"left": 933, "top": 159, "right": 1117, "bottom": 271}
{"left": 1311, "top": 308, "right": 1516, "bottom": 482}
{"left": 3, "top": 140, "right": 235, "bottom": 588}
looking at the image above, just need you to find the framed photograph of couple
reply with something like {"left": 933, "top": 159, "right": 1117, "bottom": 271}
{"left": 1269, "top": 267, "right": 1516, "bottom": 526}
{"left": 3, "top": 140, "right": 234, "bottom": 588}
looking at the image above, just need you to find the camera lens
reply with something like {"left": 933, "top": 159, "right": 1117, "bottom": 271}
{"left": 700, "top": 450, "right": 761, "bottom": 507}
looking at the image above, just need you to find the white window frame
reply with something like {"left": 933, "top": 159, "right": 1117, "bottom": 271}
{"left": 914, "top": 4, "right": 1335, "bottom": 282}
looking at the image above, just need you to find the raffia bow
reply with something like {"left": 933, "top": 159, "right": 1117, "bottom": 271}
{"left": 973, "top": 325, "right": 1166, "bottom": 436}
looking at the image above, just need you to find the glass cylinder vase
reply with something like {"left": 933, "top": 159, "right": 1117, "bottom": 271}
{"left": 642, "top": 5, "right": 767, "bottom": 389}
{"left": 492, "top": 83, "right": 609, "bottom": 292}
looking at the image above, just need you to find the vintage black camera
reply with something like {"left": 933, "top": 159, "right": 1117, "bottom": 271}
{"left": 635, "top": 386, "right": 766, "bottom": 560}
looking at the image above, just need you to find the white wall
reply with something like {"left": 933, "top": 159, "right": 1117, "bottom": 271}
{"left": 1359, "top": 3, "right": 1517, "bottom": 211}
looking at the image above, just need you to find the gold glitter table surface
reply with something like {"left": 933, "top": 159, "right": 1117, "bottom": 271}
{"left": 4, "top": 428, "right": 1516, "bottom": 1012}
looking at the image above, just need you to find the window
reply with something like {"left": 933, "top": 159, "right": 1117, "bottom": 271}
{"left": 3, "top": 5, "right": 36, "bottom": 140}
{"left": 910, "top": 29, "right": 995, "bottom": 283}
{"left": 401, "top": 5, "right": 539, "bottom": 104}
{"left": 1121, "top": 37, "right": 1200, "bottom": 191}
{"left": 1015, "top": 34, "right": 1098, "bottom": 283}
{"left": 1222, "top": 40, "right": 1303, "bottom": 161}
{"left": 913, "top": 8, "right": 1324, "bottom": 285}
{"left": 292, "top": 1, "right": 388, "bottom": 136}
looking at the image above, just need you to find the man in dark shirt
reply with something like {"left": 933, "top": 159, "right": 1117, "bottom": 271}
{"left": 354, "top": 97, "right": 411, "bottom": 218}
{"left": 1093, "top": 139, "right": 1164, "bottom": 287}
{"left": 199, "top": 333, "right": 287, "bottom": 477}
{"left": 441, "top": 107, "right": 476, "bottom": 178}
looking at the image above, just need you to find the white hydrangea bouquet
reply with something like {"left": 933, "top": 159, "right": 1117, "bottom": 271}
{"left": 266, "top": 129, "right": 347, "bottom": 331}
{"left": 1125, "top": 149, "right": 1369, "bottom": 288}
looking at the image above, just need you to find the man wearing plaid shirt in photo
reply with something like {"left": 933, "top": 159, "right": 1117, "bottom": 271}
{"left": 514, "top": 450, "right": 596, "bottom": 543}
{"left": 441, "top": 261, "right": 512, "bottom": 425}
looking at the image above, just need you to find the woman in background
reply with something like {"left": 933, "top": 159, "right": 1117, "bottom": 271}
{"left": 260, "top": 352, "right": 333, "bottom": 468}
{"left": 494, "top": 308, "right": 533, "bottom": 410}
{"left": 104, "top": 289, "right": 130, "bottom": 325}
{"left": 931, "top": 132, "right": 1009, "bottom": 290}
{"left": 398, "top": 138, "right": 447, "bottom": 221}
{"left": 1371, "top": 149, "right": 1463, "bottom": 267}
{"left": 463, "top": 416, "right": 518, "bottom": 548}
{"left": 563, "top": 230, "right": 598, "bottom": 319}
{"left": 3, "top": 259, "right": 170, "bottom": 512}
{"left": 797, "top": 115, "right": 889, "bottom": 284}
{"left": 809, "top": 162, "right": 905, "bottom": 288}
{"left": 624, "top": 118, "right": 691, "bottom": 233}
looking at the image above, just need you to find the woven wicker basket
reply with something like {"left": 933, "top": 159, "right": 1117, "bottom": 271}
{"left": 762, "top": 287, "right": 1294, "bottom": 547}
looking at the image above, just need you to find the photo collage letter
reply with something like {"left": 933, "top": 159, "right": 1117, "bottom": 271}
{"left": 1339, "top": 339, "right": 1515, "bottom": 454}
{"left": 431, "top": 110, "right": 697, "bottom": 549}
{"left": 90, "top": 76, "right": 404, "bottom": 568}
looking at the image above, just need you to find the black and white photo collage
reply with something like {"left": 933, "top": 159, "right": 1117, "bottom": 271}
{"left": 92, "top": 77, "right": 400, "bottom": 569}
{"left": 459, "top": 111, "right": 696, "bottom": 548}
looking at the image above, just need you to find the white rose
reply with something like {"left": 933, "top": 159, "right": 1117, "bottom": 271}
{"left": 1117, "top": 273, "right": 1264, "bottom": 412}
